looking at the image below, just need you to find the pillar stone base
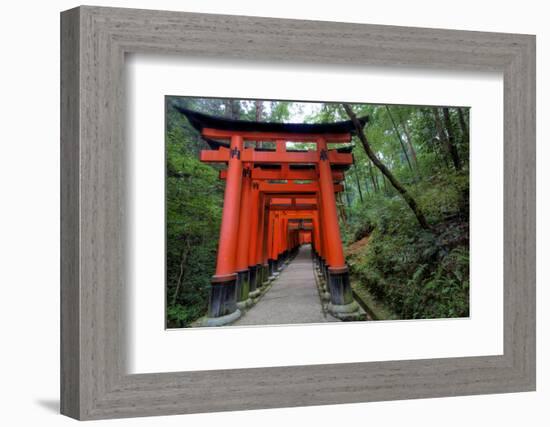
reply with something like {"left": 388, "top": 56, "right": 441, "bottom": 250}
{"left": 327, "top": 301, "right": 363, "bottom": 321}
{"left": 249, "top": 265, "right": 258, "bottom": 291}
{"left": 261, "top": 263, "right": 270, "bottom": 285}
{"left": 236, "top": 300, "right": 252, "bottom": 310}
{"left": 235, "top": 269, "right": 251, "bottom": 309}
{"left": 249, "top": 289, "right": 261, "bottom": 299}
{"left": 202, "top": 309, "right": 241, "bottom": 327}
{"left": 328, "top": 300, "right": 359, "bottom": 313}
{"left": 207, "top": 274, "right": 240, "bottom": 325}
{"left": 327, "top": 266, "right": 360, "bottom": 320}
{"left": 327, "top": 267, "right": 353, "bottom": 304}
{"left": 260, "top": 281, "right": 272, "bottom": 295}
{"left": 268, "top": 259, "right": 279, "bottom": 279}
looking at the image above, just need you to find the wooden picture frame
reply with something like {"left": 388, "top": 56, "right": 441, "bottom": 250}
{"left": 60, "top": 5, "right": 536, "bottom": 420}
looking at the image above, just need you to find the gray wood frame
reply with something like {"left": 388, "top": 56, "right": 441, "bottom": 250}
{"left": 60, "top": 5, "right": 536, "bottom": 420}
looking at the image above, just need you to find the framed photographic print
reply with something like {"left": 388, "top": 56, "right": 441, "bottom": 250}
{"left": 61, "top": 5, "right": 536, "bottom": 420}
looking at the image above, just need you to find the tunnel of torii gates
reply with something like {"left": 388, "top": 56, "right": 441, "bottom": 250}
{"left": 176, "top": 107, "right": 369, "bottom": 326}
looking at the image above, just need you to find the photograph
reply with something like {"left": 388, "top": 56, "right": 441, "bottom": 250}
{"left": 165, "top": 97, "right": 470, "bottom": 328}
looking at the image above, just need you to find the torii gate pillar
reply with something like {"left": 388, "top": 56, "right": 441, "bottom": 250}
{"left": 317, "top": 138, "right": 359, "bottom": 317}
{"left": 247, "top": 181, "right": 261, "bottom": 299}
{"left": 235, "top": 165, "right": 254, "bottom": 309}
{"left": 205, "top": 134, "right": 243, "bottom": 326}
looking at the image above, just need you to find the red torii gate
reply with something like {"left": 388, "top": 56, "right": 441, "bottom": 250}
{"left": 176, "top": 107, "right": 367, "bottom": 326}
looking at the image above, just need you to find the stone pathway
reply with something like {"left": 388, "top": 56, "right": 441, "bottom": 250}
{"left": 233, "top": 245, "right": 339, "bottom": 326}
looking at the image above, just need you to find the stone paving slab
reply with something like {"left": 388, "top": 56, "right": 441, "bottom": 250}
{"left": 233, "top": 245, "right": 339, "bottom": 326}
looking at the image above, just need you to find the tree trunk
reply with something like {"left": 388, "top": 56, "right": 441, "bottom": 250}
{"left": 400, "top": 115, "right": 419, "bottom": 168}
{"left": 442, "top": 107, "right": 462, "bottom": 171}
{"left": 457, "top": 107, "right": 469, "bottom": 146}
{"left": 337, "top": 193, "right": 348, "bottom": 227}
{"left": 224, "top": 99, "right": 240, "bottom": 119}
{"left": 230, "top": 100, "right": 240, "bottom": 119}
{"left": 172, "top": 239, "right": 191, "bottom": 305}
{"left": 353, "top": 162, "right": 364, "bottom": 203}
{"left": 224, "top": 100, "right": 233, "bottom": 118}
{"left": 385, "top": 106, "right": 413, "bottom": 172}
{"left": 343, "top": 181, "right": 352, "bottom": 208}
{"left": 255, "top": 100, "right": 263, "bottom": 121}
{"left": 344, "top": 104, "right": 431, "bottom": 230}
{"left": 367, "top": 161, "right": 379, "bottom": 192}
{"left": 255, "top": 100, "right": 263, "bottom": 149}
{"left": 363, "top": 177, "right": 370, "bottom": 195}
{"left": 433, "top": 108, "right": 456, "bottom": 170}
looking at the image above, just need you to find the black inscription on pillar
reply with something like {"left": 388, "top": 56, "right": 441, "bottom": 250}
{"left": 320, "top": 149, "right": 328, "bottom": 161}
{"left": 230, "top": 147, "right": 241, "bottom": 159}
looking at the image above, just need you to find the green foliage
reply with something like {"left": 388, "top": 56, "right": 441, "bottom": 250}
{"left": 165, "top": 96, "right": 470, "bottom": 325}
{"left": 348, "top": 219, "right": 469, "bottom": 319}
{"left": 165, "top": 97, "right": 225, "bottom": 328}
{"left": 339, "top": 106, "right": 470, "bottom": 319}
